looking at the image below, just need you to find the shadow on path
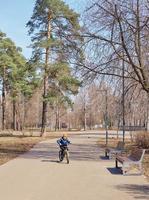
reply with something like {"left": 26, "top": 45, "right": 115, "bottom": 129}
{"left": 107, "top": 167, "right": 122, "bottom": 175}
{"left": 20, "top": 141, "right": 102, "bottom": 162}
{"left": 115, "top": 184, "right": 149, "bottom": 200}
{"left": 100, "top": 156, "right": 109, "bottom": 160}
{"left": 42, "top": 159, "right": 59, "bottom": 163}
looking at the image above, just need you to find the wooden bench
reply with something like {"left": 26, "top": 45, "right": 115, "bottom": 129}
{"left": 115, "top": 148, "right": 146, "bottom": 175}
{"left": 105, "top": 141, "right": 125, "bottom": 159}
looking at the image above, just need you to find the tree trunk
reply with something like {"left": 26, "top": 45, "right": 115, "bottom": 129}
{"left": 22, "top": 96, "right": 26, "bottom": 130}
{"left": 83, "top": 93, "right": 87, "bottom": 131}
{"left": 2, "top": 66, "right": 6, "bottom": 130}
{"left": 55, "top": 111, "right": 58, "bottom": 131}
{"left": 55, "top": 104, "right": 60, "bottom": 131}
{"left": 41, "top": 12, "right": 51, "bottom": 136}
{"left": 13, "top": 99, "right": 17, "bottom": 130}
{"left": 147, "top": 93, "right": 149, "bottom": 131}
{"left": 41, "top": 98, "right": 48, "bottom": 135}
{"left": 13, "top": 101, "right": 21, "bottom": 131}
{"left": 84, "top": 107, "right": 87, "bottom": 131}
{"left": 57, "top": 104, "right": 60, "bottom": 130}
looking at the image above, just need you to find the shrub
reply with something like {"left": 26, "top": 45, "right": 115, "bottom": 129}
{"left": 135, "top": 132, "right": 149, "bottom": 149}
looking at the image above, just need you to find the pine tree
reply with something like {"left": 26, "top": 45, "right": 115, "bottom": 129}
{"left": 0, "top": 31, "right": 17, "bottom": 130}
{"left": 9, "top": 59, "right": 40, "bottom": 130}
{"left": 27, "top": 0, "right": 82, "bottom": 136}
{"left": 48, "top": 61, "right": 81, "bottom": 130}
{"left": 0, "top": 31, "right": 39, "bottom": 130}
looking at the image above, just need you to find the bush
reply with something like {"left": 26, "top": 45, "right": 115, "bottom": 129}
{"left": 135, "top": 132, "right": 149, "bottom": 149}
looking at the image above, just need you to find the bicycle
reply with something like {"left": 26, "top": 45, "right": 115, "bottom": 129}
{"left": 59, "top": 145, "right": 69, "bottom": 164}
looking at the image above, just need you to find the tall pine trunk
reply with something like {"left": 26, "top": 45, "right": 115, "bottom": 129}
{"left": 2, "top": 66, "right": 6, "bottom": 130}
{"left": 147, "top": 92, "right": 149, "bottom": 131}
{"left": 13, "top": 99, "right": 17, "bottom": 130}
{"left": 41, "top": 12, "right": 51, "bottom": 136}
{"left": 55, "top": 104, "right": 60, "bottom": 131}
{"left": 22, "top": 96, "right": 27, "bottom": 130}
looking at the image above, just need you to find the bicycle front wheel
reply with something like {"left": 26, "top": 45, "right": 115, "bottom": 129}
{"left": 59, "top": 150, "right": 63, "bottom": 162}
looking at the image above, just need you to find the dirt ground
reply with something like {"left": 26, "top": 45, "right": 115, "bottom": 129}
{"left": 0, "top": 131, "right": 61, "bottom": 166}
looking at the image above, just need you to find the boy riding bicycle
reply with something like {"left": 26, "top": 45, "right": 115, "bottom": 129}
{"left": 57, "top": 134, "right": 70, "bottom": 163}
{"left": 57, "top": 134, "right": 70, "bottom": 147}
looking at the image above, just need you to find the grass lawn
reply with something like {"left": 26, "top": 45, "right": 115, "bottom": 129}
{"left": 0, "top": 136, "right": 43, "bottom": 165}
{"left": 98, "top": 137, "right": 149, "bottom": 179}
{"left": 0, "top": 132, "right": 61, "bottom": 166}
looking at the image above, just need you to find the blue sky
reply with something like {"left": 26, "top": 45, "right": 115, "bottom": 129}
{"left": 0, "top": 0, "right": 87, "bottom": 59}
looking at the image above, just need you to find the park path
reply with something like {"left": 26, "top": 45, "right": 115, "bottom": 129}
{"left": 0, "top": 133, "right": 148, "bottom": 200}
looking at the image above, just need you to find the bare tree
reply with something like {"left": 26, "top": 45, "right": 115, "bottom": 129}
{"left": 79, "top": 0, "right": 149, "bottom": 94}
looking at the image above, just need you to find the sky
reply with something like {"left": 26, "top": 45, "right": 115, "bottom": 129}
{"left": 0, "top": 0, "right": 87, "bottom": 59}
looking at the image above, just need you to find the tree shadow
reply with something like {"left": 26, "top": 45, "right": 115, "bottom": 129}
{"left": 116, "top": 184, "right": 149, "bottom": 199}
{"left": 20, "top": 142, "right": 102, "bottom": 162}
{"left": 0, "top": 148, "right": 25, "bottom": 154}
{"left": 41, "top": 159, "right": 59, "bottom": 163}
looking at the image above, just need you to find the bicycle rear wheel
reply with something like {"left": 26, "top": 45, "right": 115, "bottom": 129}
{"left": 65, "top": 150, "right": 69, "bottom": 164}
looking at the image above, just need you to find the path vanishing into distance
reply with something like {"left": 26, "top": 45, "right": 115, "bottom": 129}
{"left": 0, "top": 132, "right": 148, "bottom": 200}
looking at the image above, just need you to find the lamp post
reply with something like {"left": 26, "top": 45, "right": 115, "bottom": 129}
{"left": 122, "top": 53, "right": 125, "bottom": 144}
{"left": 83, "top": 92, "right": 87, "bottom": 131}
{"left": 98, "top": 89, "right": 108, "bottom": 146}
{"left": 105, "top": 90, "right": 108, "bottom": 146}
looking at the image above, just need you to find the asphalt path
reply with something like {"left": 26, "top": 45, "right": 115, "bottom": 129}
{"left": 0, "top": 133, "right": 148, "bottom": 200}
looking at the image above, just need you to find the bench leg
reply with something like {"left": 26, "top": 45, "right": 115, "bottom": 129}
{"left": 109, "top": 152, "right": 112, "bottom": 159}
{"left": 122, "top": 165, "right": 127, "bottom": 175}
{"left": 122, "top": 163, "right": 143, "bottom": 175}
{"left": 139, "top": 163, "right": 143, "bottom": 175}
{"left": 116, "top": 160, "right": 128, "bottom": 175}
{"left": 105, "top": 151, "right": 108, "bottom": 157}
{"left": 115, "top": 159, "right": 118, "bottom": 168}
